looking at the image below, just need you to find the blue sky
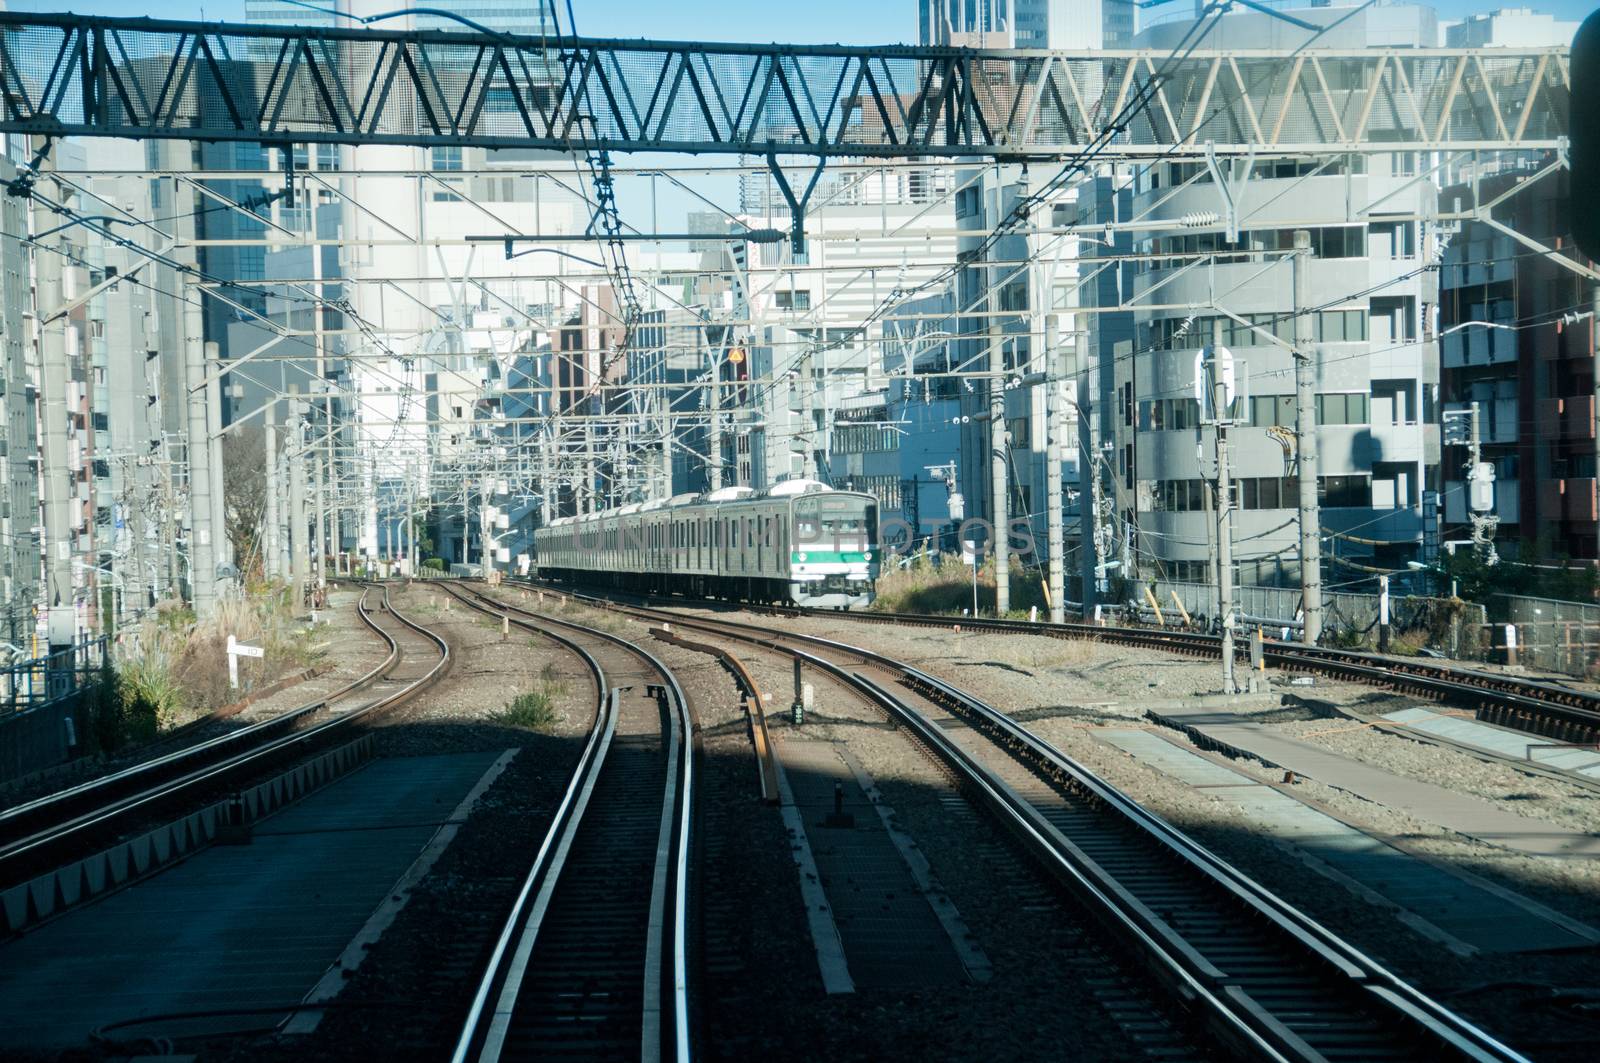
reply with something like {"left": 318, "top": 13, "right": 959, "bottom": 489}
{"left": 12, "top": 1, "right": 1599, "bottom": 44}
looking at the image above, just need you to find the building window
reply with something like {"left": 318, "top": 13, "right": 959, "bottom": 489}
{"left": 1248, "top": 394, "right": 1296, "bottom": 428}
{"left": 1318, "top": 475, "right": 1372, "bottom": 508}
{"left": 431, "top": 146, "right": 463, "bottom": 201}
{"left": 774, "top": 290, "right": 811, "bottom": 311}
{"left": 1315, "top": 393, "right": 1369, "bottom": 425}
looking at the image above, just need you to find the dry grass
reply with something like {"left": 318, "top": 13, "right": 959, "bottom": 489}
{"left": 872, "top": 555, "right": 1050, "bottom": 618}
{"left": 120, "top": 587, "right": 325, "bottom": 732}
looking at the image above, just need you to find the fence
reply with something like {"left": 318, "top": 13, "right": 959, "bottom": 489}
{"left": 0, "top": 636, "right": 111, "bottom": 786}
{"left": 1495, "top": 594, "right": 1600, "bottom": 678}
{"left": 1134, "top": 581, "right": 1488, "bottom": 658}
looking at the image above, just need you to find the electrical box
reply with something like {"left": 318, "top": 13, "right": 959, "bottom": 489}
{"left": 1468, "top": 461, "right": 1495, "bottom": 513}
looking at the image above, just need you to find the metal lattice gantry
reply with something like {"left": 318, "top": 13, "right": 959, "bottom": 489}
{"left": 0, "top": 12, "right": 1572, "bottom": 158}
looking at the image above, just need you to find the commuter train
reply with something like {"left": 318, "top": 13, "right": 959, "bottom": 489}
{"left": 534, "top": 479, "right": 879, "bottom": 609}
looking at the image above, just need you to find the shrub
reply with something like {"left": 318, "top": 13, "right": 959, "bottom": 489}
{"left": 422, "top": 557, "right": 447, "bottom": 573}
{"left": 496, "top": 663, "right": 566, "bottom": 730}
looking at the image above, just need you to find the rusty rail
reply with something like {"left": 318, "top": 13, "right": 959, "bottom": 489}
{"left": 651, "top": 625, "right": 780, "bottom": 805}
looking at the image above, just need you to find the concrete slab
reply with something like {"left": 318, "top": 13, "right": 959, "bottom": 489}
{"left": 0, "top": 750, "right": 505, "bottom": 1049}
{"left": 1150, "top": 707, "right": 1600, "bottom": 858}
{"left": 778, "top": 738, "right": 971, "bottom": 989}
{"left": 1380, "top": 707, "right": 1600, "bottom": 780}
{"left": 1097, "top": 729, "right": 1600, "bottom": 955}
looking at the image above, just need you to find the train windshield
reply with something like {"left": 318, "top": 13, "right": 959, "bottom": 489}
{"left": 818, "top": 498, "right": 875, "bottom": 549}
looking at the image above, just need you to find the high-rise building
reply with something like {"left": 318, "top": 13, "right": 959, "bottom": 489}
{"left": 919, "top": 0, "right": 1136, "bottom": 49}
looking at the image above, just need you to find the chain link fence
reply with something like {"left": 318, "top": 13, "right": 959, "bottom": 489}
{"left": 1130, "top": 580, "right": 1489, "bottom": 659}
{"left": 1495, "top": 595, "right": 1600, "bottom": 678}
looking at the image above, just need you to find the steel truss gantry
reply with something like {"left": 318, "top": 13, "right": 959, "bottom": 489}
{"left": 0, "top": 12, "right": 1572, "bottom": 159}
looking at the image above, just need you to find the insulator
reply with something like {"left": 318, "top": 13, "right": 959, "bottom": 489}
{"left": 1180, "top": 211, "right": 1220, "bottom": 228}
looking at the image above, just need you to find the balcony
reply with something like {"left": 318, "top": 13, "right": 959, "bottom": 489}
{"left": 1563, "top": 395, "right": 1596, "bottom": 440}
{"left": 1537, "top": 478, "right": 1598, "bottom": 522}
{"left": 1568, "top": 478, "right": 1599, "bottom": 522}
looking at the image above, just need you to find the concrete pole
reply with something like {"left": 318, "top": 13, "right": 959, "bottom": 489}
{"left": 1078, "top": 368, "right": 1099, "bottom": 616}
{"left": 1046, "top": 346, "right": 1065, "bottom": 624}
{"left": 706, "top": 348, "right": 723, "bottom": 492}
{"left": 989, "top": 316, "right": 1009, "bottom": 615}
{"left": 406, "top": 463, "right": 416, "bottom": 575}
{"left": 204, "top": 341, "right": 228, "bottom": 584}
{"left": 35, "top": 220, "right": 76, "bottom": 654}
{"left": 287, "top": 397, "right": 308, "bottom": 607}
{"left": 480, "top": 481, "right": 494, "bottom": 576}
{"left": 312, "top": 438, "right": 327, "bottom": 588}
{"left": 1212, "top": 319, "right": 1237, "bottom": 694}
{"left": 462, "top": 480, "right": 472, "bottom": 564}
{"left": 264, "top": 407, "right": 280, "bottom": 581}
{"left": 183, "top": 288, "right": 218, "bottom": 618}
{"left": 1292, "top": 230, "right": 1323, "bottom": 647}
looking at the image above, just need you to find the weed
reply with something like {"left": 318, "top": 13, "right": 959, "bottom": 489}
{"left": 497, "top": 664, "right": 567, "bottom": 730}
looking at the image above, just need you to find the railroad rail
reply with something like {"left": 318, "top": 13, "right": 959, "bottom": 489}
{"left": 0, "top": 585, "right": 448, "bottom": 883}
{"left": 789, "top": 609, "right": 1600, "bottom": 741}
{"left": 519, "top": 581, "right": 1600, "bottom": 746}
{"left": 442, "top": 582, "right": 692, "bottom": 1063}
{"left": 503, "top": 582, "right": 1526, "bottom": 1063}
{"left": 0, "top": 584, "right": 448, "bottom": 887}
{"left": 651, "top": 625, "right": 779, "bottom": 805}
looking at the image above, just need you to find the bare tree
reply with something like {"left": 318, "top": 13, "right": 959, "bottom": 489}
{"left": 222, "top": 426, "right": 268, "bottom": 584}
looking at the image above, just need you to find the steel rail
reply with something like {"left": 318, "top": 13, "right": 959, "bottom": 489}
{"left": 615, "top": 600, "right": 1600, "bottom": 743}
{"left": 529, "top": 584, "right": 1527, "bottom": 1063}
{"left": 442, "top": 583, "right": 692, "bottom": 1063}
{"left": 0, "top": 585, "right": 449, "bottom": 887}
{"left": 0, "top": 586, "right": 395, "bottom": 846}
{"left": 651, "top": 625, "right": 780, "bottom": 805}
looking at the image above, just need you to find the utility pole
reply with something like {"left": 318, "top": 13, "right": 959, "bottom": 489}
{"left": 264, "top": 406, "right": 280, "bottom": 581}
{"left": 312, "top": 435, "right": 327, "bottom": 588}
{"left": 989, "top": 312, "right": 1009, "bottom": 615}
{"left": 1045, "top": 345, "right": 1065, "bottom": 623}
{"left": 1078, "top": 368, "right": 1100, "bottom": 616}
{"left": 706, "top": 347, "right": 723, "bottom": 492}
{"left": 1292, "top": 230, "right": 1323, "bottom": 646}
{"left": 35, "top": 201, "right": 76, "bottom": 658}
{"left": 480, "top": 480, "right": 494, "bottom": 576}
{"left": 1211, "top": 319, "right": 1238, "bottom": 694}
{"left": 204, "top": 342, "right": 228, "bottom": 584}
{"left": 183, "top": 286, "right": 217, "bottom": 618}
{"left": 287, "top": 393, "right": 308, "bottom": 608}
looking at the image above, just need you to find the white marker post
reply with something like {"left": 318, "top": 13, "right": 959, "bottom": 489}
{"left": 226, "top": 634, "right": 266, "bottom": 689}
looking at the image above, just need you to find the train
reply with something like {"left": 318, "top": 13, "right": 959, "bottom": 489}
{"left": 533, "top": 479, "right": 879, "bottom": 608}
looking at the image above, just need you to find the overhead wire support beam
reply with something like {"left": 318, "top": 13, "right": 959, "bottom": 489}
{"left": 0, "top": 12, "right": 1571, "bottom": 157}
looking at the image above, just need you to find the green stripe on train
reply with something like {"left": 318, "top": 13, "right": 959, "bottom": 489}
{"left": 791, "top": 551, "right": 873, "bottom": 564}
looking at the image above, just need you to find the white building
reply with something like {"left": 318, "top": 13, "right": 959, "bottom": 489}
{"left": 1094, "top": 4, "right": 1443, "bottom": 595}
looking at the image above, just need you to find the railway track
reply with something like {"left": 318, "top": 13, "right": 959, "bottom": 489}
{"left": 442, "top": 582, "right": 693, "bottom": 1063}
{"left": 0, "top": 583, "right": 448, "bottom": 889}
{"left": 518, "top": 581, "right": 1600, "bottom": 746}
{"left": 795, "top": 609, "right": 1600, "bottom": 742}
{"left": 501, "top": 582, "right": 1526, "bottom": 1063}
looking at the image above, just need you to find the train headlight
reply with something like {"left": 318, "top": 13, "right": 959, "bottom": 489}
{"left": 863, "top": 551, "right": 872, "bottom": 561}
{"left": 797, "top": 552, "right": 807, "bottom": 561}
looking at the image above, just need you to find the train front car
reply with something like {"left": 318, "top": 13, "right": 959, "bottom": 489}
{"left": 788, "top": 491, "right": 879, "bottom": 609}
